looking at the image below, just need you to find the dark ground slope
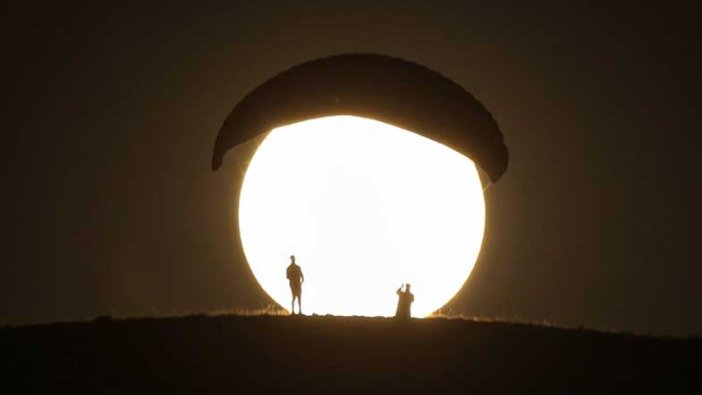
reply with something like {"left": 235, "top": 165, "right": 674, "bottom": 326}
{"left": 1, "top": 315, "right": 700, "bottom": 394}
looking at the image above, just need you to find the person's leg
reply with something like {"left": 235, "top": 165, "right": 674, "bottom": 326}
{"left": 291, "top": 296, "right": 295, "bottom": 314}
{"left": 298, "top": 294, "right": 302, "bottom": 315}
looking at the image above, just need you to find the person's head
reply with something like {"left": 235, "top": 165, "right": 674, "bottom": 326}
{"left": 405, "top": 283, "right": 411, "bottom": 291}
{"left": 290, "top": 255, "right": 296, "bottom": 263}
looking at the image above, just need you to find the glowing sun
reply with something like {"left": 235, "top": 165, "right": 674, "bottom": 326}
{"left": 238, "top": 116, "right": 485, "bottom": 317}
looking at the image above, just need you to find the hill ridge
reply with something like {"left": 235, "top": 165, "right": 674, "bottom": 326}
{"left": 1, "top": 314, "right": 699, "bottom": 394}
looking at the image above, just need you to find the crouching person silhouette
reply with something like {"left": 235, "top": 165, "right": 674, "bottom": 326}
{"left": 286, "top": 255, "right": 304, "bottom": 315}
{"left": 395, "top": 283, "right": 414, "bottom": 319}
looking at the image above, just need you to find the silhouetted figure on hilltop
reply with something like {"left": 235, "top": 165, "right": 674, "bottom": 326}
{"left": 286, "top": 255, "right": 304, "bottom": 315}
{"left": 395, "top": 283, "right": 414, "bottom": 319}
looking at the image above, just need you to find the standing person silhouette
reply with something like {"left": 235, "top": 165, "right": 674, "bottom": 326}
{"left": 286, "top": 255, "right": 304, "bottom": 315}
{"left": 395, "top": 283, "right": 414, "bottom": 319}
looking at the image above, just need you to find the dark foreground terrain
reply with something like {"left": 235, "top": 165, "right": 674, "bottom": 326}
{"left": 1, "top": 314, "right": 699, "bottom": 394}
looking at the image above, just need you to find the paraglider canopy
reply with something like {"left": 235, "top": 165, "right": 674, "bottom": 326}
{"left": 212, "top": 53, "right": 508, "bottom": 183}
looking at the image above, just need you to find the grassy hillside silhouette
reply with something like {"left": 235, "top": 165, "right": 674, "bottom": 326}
{"left": 1, "top": 314, "right": 699, "bottom": 394}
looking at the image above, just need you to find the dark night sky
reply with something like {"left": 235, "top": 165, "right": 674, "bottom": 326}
{"left": 1, "top": 1, "right": 700, "bottom": 336}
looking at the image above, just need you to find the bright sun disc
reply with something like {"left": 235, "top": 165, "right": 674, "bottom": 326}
{"left": 238, "top": 116, "right": 485, "bottom": 317}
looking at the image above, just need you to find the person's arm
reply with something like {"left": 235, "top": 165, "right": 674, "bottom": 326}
{"left": 300, "top": 269, "right": 304, "bottom": 284}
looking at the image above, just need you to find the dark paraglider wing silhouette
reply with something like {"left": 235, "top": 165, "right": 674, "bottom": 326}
{"left": 212, "top": 53, "right": 508, "bottom": 183}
